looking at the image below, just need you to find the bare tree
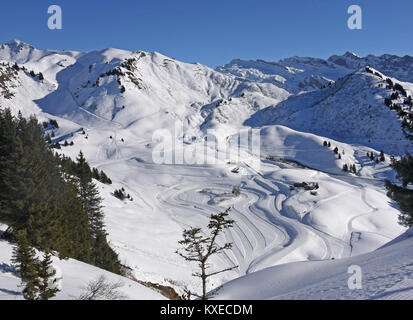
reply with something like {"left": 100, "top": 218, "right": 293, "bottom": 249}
{"left": 78, "top": 275, "right": 127, "bottom": 300}
{"left": 176, "top": 207, "right": 238, "bottom": 300}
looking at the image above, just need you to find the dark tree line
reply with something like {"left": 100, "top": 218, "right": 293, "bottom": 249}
{"left": 0, "top": 108, "right": 121, "bottom": 276}
{"left": 386, "top": 152, "right": 413, "bottom": 227}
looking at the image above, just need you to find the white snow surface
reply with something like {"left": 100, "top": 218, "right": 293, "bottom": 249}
{"left": 0, "top": 225, "right": 164, "bottom": 300}
{"left": 0, "top": 41, "right": 412, "bottom": 299}
{"left": 215, "top": 228, "right": 413, "bottom": 300}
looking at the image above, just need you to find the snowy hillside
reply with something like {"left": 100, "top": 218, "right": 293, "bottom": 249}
{"left": 0, "top": 225, "right": 164, "bottom": 300}
{"left": 246, "top": 68, "right": 413, "bottom": 154}
{"left": 215, "top": 228, "right": 413, "bottom": 300}
{"left": 0, "top": 40, "right": 412, "bottom": 299}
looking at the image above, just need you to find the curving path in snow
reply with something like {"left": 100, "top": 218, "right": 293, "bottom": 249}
{"left": 121, "top": 156, "right": 404, "bottom": 296}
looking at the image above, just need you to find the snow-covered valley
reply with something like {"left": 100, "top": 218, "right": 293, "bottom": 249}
{"left": 1, "top": 40, "right": 412, "bottom": 299}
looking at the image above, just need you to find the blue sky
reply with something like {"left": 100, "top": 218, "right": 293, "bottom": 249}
{"left": 1, "top": 0, "right": 412, "bottom": 67}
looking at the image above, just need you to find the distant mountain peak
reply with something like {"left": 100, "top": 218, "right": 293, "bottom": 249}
{"left": 343, "top": 51, "right": 361, "bottom": 58}
{"left": 5, "top": 39, "right": 32, "bottom": 48}
{"left": 7, "top": 39, "right": 23, "bottom": 45}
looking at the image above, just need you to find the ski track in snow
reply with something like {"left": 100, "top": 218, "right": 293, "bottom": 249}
{"left": 114, "top": 151, "right": 402, "bottom": 295}
{"left": 135, "top": 158, "right": 382, "bottom": 282}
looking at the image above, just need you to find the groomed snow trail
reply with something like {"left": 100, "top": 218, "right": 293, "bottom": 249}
{"left": 95, "top": 152, "right": 404, "bottom": 295}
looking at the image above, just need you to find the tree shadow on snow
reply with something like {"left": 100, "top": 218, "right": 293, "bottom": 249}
{"left": 0, "top": 288, "right": 21, "bottom": 296}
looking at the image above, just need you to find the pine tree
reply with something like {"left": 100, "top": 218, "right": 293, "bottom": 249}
{"left": 386, "top": 152, "right": 413, "bottom": 227}
{"left": 92, "top": 231, "right": 121, "bottom": 274}
{"left": 99, "top": 170, "right": 112, "bottom": 184}
{"left": 114, "top": 188, "right": 126, "bottom": 200}
{"left": 11, "top": 230, "right": 40, "bottom": 300}
{"left": 92, "top": 167, "right": 100, "bottom": 180}
{"left": 380, "top": 150, "right": 385, "bottom": 162}
{"left": 75, "top": 152, "right": 105, "bottom": 237}
{"left": 38, "top": 249, "right": 60, "bottom": 300}
{"left": 75, "top": 151, "right": 121, "bottom": 273}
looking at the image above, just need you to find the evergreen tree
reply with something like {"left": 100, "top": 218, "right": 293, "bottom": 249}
{"left": 386, "top": 152, "right": 413, "bottom": 227}
{"left": 38, "top": 249, "right": 60, "bottom": 300}
{"left": 114, "top": 189, "right": 126, "bottom": 200}
{"left": 93, "top": 231, "right": 121, "bottom": 274}
{"left": 11, "top": 230, "right": 40, "bottom": 300}
{"left": 380, "top": 150, "right": 386, "bottom": 162}
{"left": 99, "top": 170, "right": 112, "bottom": 184}
{"left": 92, "top": 167, "right": 100, "bottom": 180}
{"left": 49, "top": 119, "right": 59, "bottom": 128}
{"left": 75, "top": 151, "right": 121, "bottom": 273}
{"left": 75, "top": 151, "right": 105, "bottom": 238}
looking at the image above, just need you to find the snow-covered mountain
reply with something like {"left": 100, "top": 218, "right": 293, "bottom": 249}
{"left": 328, "top": 51, "right": 413, "bottom": 82}
{"left": 219, "top": 51, "right": 413, "bottom": 92}
{"left": 246, "top": 68, "right": 413, "bottom": 154}
{"left": 1, "top": 40, "right": 412, "bottom": 299}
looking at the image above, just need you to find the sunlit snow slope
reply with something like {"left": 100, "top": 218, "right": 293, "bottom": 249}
{"left": 0, "top": 40, "right": 411, "bottom": 298}
{"left": 215, "top": 229, "right": 413, "bottom": 300}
